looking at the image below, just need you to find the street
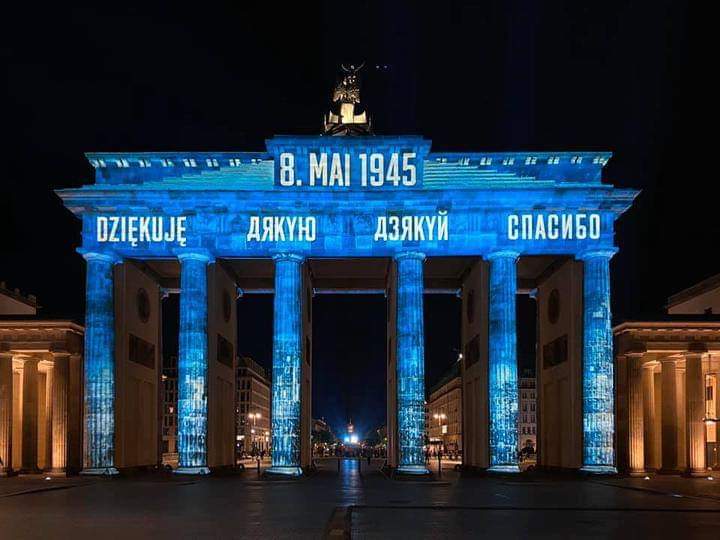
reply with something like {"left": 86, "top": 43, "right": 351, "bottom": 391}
{"left": 1, "top": 459, "right": 719, "bottom": 538}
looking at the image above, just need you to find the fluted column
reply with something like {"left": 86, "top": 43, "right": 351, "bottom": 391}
{"left": 51, "top": 353, "right": 69, "bottom": 472}
{"left": 80, "top": 251, "right": 119, "bottom": 475}
{"left": 642, "top": 362, "right": 659, "bottom": 470}
{"left": 627, "top": 352, "right": 645, "bottom": 476}
{"left": 660, "top": 357, "right": 680, "bottom": 472}
{"left": 267, "top": 253, "right": 304, "bottom": 476}
{"left": 0, "top": 353, "right": 12, "bottom": 475}
{"left": 487, "top": 250, "right": 519, "bottom": 472}
{"left": 395, "top": 252, "right": 429, "bottom": 475}
{"left": 176, "top": 251, "right": 213, "bottom": 475}
{"left": 21, "top": 358, "right": 40, "bottom": 473}
{"left": 685, "top": 350, "right": 707, "bottom": 476}
{"left": 579, "top": 249, "right": 617, "bottom": 474}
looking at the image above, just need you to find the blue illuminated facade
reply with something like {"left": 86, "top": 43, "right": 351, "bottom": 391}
{"left": 58, "top": 135, "right": 637, "bottom": 476}
{"left": 487, "top": 251, "right": 520, "bottom": 471}
{"left": 80, "top": 251, "right": 119, "bottom": 475}
{"left": 580, "top": 249, "right": 617, "bottom": 473}
{"left": 176, "top": 251, "right": 212, "bottom": 474}
{"left": 267, "top": 254, "right": 304, "bottom": 476}
{"left": 395, "top": 252, "right": 429, "bottom": 474}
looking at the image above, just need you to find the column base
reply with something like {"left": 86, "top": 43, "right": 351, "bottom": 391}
{"left": 686, "top": 469, "right": 709, "bottom": 478}
{"left": 81, "top": 467, "right": 119, "bottom": 476}
{"left": 488, "top": 464, "right": 521, "bottom": 474}
{"left": 264, "top": 466, "right": 303, "bottom": 477}
{"left": 580, "top": 465, "right": 617, "bottom": 475}
{"left": 0, "top": 468, "right": 16, "bottom": 477}
{"left": 174, "top": 466, "right": 211, "bottom": 475}
{"left": 395, "top": 464, "right": 431, "bottom": 476}
{"left": 628, "top": 469, "right": 647, "bottom": 477}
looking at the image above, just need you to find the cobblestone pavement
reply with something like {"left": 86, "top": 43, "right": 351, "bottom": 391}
{"left": 1, "top": 459, "right": 719, "bottom": 539}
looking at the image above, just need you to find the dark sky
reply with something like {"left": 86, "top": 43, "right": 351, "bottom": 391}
{"left": 1, "top": 2, "right": 699, "bottom": 438}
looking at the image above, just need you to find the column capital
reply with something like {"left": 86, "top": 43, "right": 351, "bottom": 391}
{"left": 175, "top": 249, "right": 215, "bottom": 263}
{"left": 77, "top": 248, "right": 122, "bottom": 264}
{"left": 576, "top": 247, "right": 618, "bottom": 261}
{"left": 486, "top": 250, "right": 520, "bottom": 262}
{"left": 642, "top": 360, "right": 660, "bottom": 370}
{"left": 272, "top": 253, "right": 305, "bottom": 263}
{"left": 394, "top": 251, "right": 426, "bottom": 262}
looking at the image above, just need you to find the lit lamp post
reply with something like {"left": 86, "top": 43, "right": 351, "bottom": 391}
{"left": 248, "top": 412, "right": 261, "bottom": 454}
{"left": 705, "top": 416, "right": 718, "bottom": 478}
{"left": 433, "top": 412, "right": 447, "bottom": 476}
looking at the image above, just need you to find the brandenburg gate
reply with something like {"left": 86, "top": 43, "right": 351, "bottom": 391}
{"left": 57, "top": 77, "right": 637, "bottom": 476}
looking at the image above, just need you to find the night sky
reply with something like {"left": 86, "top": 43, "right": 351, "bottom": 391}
{"left": 1, "top": 2, "right": 699, "bottom": 438}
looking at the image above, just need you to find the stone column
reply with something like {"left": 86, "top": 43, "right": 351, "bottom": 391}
{"left": 395, "top": 252, "right": 430, "bottom": 475}
{"left": 51, "top": 353, "right": 70, "bottom": 472}
{"left": 175, "top": 251, "right": 213, "bottom": 475}
{"left": 487, "top": 250, "right": 519, "bottom": 472}
{"left": 660, "top": 357, "right": 680, "bottom": 472}
{"left": 0, "top": 352, "right": 12, "bottom": 475}
{"left": 642, "top": 362, "right": 659, "bottom": 470}
{"left": 627, "top": 352, "right": 645, "bottom": 476}
{"left": 685, "top": 349, "right": 707, "bottom": 476}
{"left": 81, "top": 251, "right": 120, "bottom": 475}
{"left": 267, "top": 253, "right": 304, "bottom": 476}
{"left": 579, "top": 249, "right": 617, "bottom": 474}
{"left": 21, "top": 358, "right": 40, "bottom": 473}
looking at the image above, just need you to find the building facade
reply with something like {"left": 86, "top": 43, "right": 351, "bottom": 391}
{"left": 427, "top": 362, "right": 462, "bottom": 455}
{"left": 0, "top": 286, "right": 84, "bottom": 475}
{"left": 518, "top": 371, "right": 537, "bottom": 453}
{"left": 236, "top": 356, "right": 271, "bottom": 456}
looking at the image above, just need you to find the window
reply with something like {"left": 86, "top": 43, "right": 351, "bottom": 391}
{"left": 502, "top": 157, "right": 515, "bottom": 166}
{"left": 183, "top": 158, "right": 197, "bottom": 167}
{"left": 206, "top": 158, "right": 219, "bottom": 167}
{"left": 229, "top": 158, "right": 242, "bottom": 167}
{"left": 479, "top": 157, "right": 492, "bottom": 166}
{"left": 115, "top": 159, "right": 130, "bottom": 168}
{"left": 571, "top": 156, "right": 582, "bottom": 164}
{"left": 547, "top": 156, "right": 560, "bottom": 164}
{"left": 138, "top": 159, "right": 151, "bottom": 168}
{"left": 161, "top": 159, "right": 174, "bottom": 167}
{"left": 525, "top": 156, "right": 537, "bottom": 165}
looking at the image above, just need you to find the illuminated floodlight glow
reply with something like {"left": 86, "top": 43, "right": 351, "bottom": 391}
{"left": 350, "top": 435, "right": 359, "bottom": 444}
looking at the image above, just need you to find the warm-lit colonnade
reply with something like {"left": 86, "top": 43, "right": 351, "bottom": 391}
{"left": 0, "top": 322, "right": 83, "bottom": 475}
{"left": 616, "top": 322, "right": 720, "bottom": 476}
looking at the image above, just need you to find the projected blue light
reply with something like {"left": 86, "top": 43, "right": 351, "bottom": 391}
{"left": 81, "top": 251, "right": 119, "bottom": 475}
{"left": 57, "top": 136, "right": 637, "bottom": 477}
{"left": 267, "top": 254, "right": 304, "bottom": 476}
{"left": 395, "top": 252, "right": 429, "bottom": 475}
{"left": 488, "top": 251, "right": 519, "bottom": 472}
{"left": 176, "top": 251, "right": 212, "bottom": 474}
{"left": 580, "top": 249, "right": 617, "bottom": 473}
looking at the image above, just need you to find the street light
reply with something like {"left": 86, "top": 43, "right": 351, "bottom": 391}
{"left": 248, "top": 412, "right": 261, "bottom": 454}
{"left": 433, "top": 412, "right": 447, "bottom": 476}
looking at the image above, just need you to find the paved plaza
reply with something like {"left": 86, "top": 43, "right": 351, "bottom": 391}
{"left": 1, "top": 458, "right": 719, "bottom": 539}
